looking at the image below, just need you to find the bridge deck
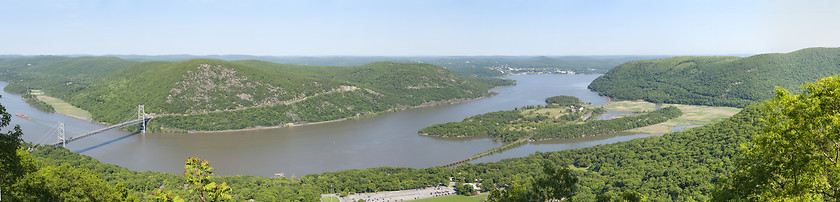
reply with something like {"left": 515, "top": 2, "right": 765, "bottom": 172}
{"left": 50, "top": 118, "right": 151, "bottom": 146}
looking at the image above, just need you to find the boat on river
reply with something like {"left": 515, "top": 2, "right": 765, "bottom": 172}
{"left": 15, "top": 113, "right": 30, "bottom": 119}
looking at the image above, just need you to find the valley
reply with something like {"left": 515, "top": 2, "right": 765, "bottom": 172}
{"left": 2, "top": 47, "right": 839, "bottom": 201}
{"left": 3, "top": 1, "right": 839, "bottom": 201}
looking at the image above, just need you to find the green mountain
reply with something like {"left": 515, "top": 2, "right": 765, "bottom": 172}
{"left": 588, "top": 47, "right": 840, "bottom": 107}
{"left": 51, "top": 59, "right": 511, "bottom": 131}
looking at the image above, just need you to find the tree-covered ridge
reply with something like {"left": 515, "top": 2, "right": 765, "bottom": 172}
{"left": 0, "top": 56, "right": 139, "bottom": 94}
{"left": 588, "top": 47, "right": 840, "bottom": 107}
{"left": 715, "top": 76, "right": 840, "bottom": 201}
{"left": 61, "top": 59, "right": 342, "bottom": 123}
{"left": 148, "top": 63, "right": 513, "bottom": 131}
{"left": 13, "top": 59, "right": 510, "bottom": 131}
{"left": 0, "top": 56, "right": 511, "bottom": 131}
{"left": 103, "top": 54, "right": 666, "bottom": 75}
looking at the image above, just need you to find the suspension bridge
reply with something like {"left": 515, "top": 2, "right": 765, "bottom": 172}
{"left": 39, "top": 105, "right": 152, "bottom": 146}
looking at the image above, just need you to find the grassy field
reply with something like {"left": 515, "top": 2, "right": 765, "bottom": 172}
{"left": 603, "top": 100, "right": 658, "bottom": 111}
{"left": 30, "top": 90, "right": 92, "bottom": 120}
{"left": 321, "top": 196, "right": 340, "bottom": 202}
{"left": 604, "top": 100, "right": 741, "bottom": 134}
{"left": 412, "top": 194, "right": 488, "bottom": 202}
{"left": 528, "top": 107, "right": 567, "bottom": 117}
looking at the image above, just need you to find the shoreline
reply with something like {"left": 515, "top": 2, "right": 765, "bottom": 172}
{"left": 5, "top": 88, "right": 109, "bottom": 126}
{"left": 31, "top": 92, "right": 499, "bottom": 135}
{"left": 182, "top": 81, "right": 517, "bottom": 134}
{"left": 12, "top": 80, "right": 516, "bottom": 134}
{"left": 184, "top": 92, "right": 504, "bottom": 134}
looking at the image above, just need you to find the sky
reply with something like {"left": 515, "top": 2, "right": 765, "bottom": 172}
{"left": 1, "top": 0, "right": 838, "bottom": 56}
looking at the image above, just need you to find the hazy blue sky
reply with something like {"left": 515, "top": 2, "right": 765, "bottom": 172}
{"left": 1, "top": 0, "right": 838, "bottom": 56}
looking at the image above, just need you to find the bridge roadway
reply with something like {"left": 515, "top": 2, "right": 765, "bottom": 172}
{"left": 50, "top": 117, "right": 152, "bottom": 146}
{"left": 440, "top": 134, "right": 534, "bottom": 168}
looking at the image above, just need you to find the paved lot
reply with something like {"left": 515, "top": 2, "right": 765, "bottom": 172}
{"left": 344, "top": 186, "right": 456, "bottom": 202}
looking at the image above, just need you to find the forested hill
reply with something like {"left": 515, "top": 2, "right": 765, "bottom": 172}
{"left": 38, "top": 59, "right": 512, "bottom": 131}
{"left": 0, "top": 56, "right": 139, "bottom": 93}
{"left": 588, "top": 47, "right": 840, "bottom": 107}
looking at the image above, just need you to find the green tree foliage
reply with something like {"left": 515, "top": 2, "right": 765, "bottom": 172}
{"left": 714, "top": 76, "right": 840, "bottom": 201}
{"left": 184, "top": 157, "right": 232, "bottom": 201}
{"left": 9, "top": 164, "right": 137, "bottom": 201}
{"left": 150, "top": 189, "right": 185, "bottom": 202}
{"left": 488, "top": 164, "right": 578, "bottom": 201}
{"left": 419, "top": 110, "right": 528, "bottom": 141}
{"left": 532, "top": 164, "right": 578, "bottom": 201}
{"left": 619, "top": 190, "right": 647, "bottom": 202}
{"left": 589, "top": 47, "right": 840, "bottom": 107}
{"left": 421, "top": 104, "right": 681, "bottom": 142}
{"left": 488, "top": 179, "right": 531, "bottom": 202}
{"left": 0, "top": 94, "right": 29, "bottom": 192}
{"left": 545, "top": 95, "right": 583, "bottom": 107}
{"left": 304, "top": 167, "right": 451, "bottom": 194}
{"left": 594, "top": 190, "right": 648, "bottom": 202}
{"left": 456, "top": 183, "right": 477, "bottom": 196}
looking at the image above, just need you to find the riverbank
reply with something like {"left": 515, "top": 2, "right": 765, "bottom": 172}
{"left": 17, "top": 81, "right": 512, "bottom": 134}
{"left": 183, "top": 93, "right": 502, "bottom": 134}
{"left": 30, "top": 90, "right": 93, "bottom": 120}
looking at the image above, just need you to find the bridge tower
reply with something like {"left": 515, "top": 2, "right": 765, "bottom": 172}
{"left": 138, "top": 105, "right": 146, "bottom": 133}
{"left": 57, "top": 122, "right": 65, "bottom": 146}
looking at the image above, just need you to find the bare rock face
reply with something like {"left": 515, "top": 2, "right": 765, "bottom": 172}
{"left": 166, "top": 64, "right": 284, "bottom": 114}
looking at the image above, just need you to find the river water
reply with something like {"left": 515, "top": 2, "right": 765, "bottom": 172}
{"left": 2, "top": 74, "right": 654, "bottom": 177}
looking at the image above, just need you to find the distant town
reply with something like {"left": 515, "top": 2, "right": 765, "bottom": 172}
{"left": 488, "top": 64, "right": 580, "bottom": 75}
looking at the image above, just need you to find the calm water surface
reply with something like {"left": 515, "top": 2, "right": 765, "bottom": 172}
{"left": 4, "top": 74, "right": 654, "bottom": 177}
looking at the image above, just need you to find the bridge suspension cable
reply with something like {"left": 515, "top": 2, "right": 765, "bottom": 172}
{"left": 57, "top": 122, "right": 65, "bottom": 146}
{"left": 32, "top": 122, "right": 61, "bottom": 145}
{"left": 138, "top": 105, "right": 146, "bottom": 133}
{"left": 48, "top": 105, "right": 150, "bottom": 146}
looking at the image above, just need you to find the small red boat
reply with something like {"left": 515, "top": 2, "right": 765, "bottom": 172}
{"left": 15, "top": 113, "right": 30, "bottom": 119}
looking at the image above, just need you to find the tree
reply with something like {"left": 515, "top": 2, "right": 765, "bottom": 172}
{"left": 184, "top": 156, "right": 232, "bottom": 201}
{"left": 150, "top": 189, "right": 185, "bottom": 202}
{"left": 594, "top": 191, "right": 647, "bottom": 202}
{"left": 487, "top": 163, "right": 578, "bottom": 201}
{"left": 532, "top": 163, "right": 578, "bottom": 201}
{"left": 0, "top": 94, "right": 27, "bottom": 191}
{"left": 619, "top": 190, "right": 647, "bottom": 202}
{"left": 10, "top": 164, "right": 137, "bottom": 201}
{"left": 487, "top": 179, "right": 531, "bottom": 202}
{"left": 714, "top": 76, "right": 840, "bottom": 201}
{"left": 456, "top": 183, "right": 477, "bottom": 196}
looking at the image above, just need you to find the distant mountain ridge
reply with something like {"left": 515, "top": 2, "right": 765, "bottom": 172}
{"left": 588, "top": 47, "right": 840, "bottom": 107}
{"left": 0, "top": 56, "right": 138, "bottom": 94}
